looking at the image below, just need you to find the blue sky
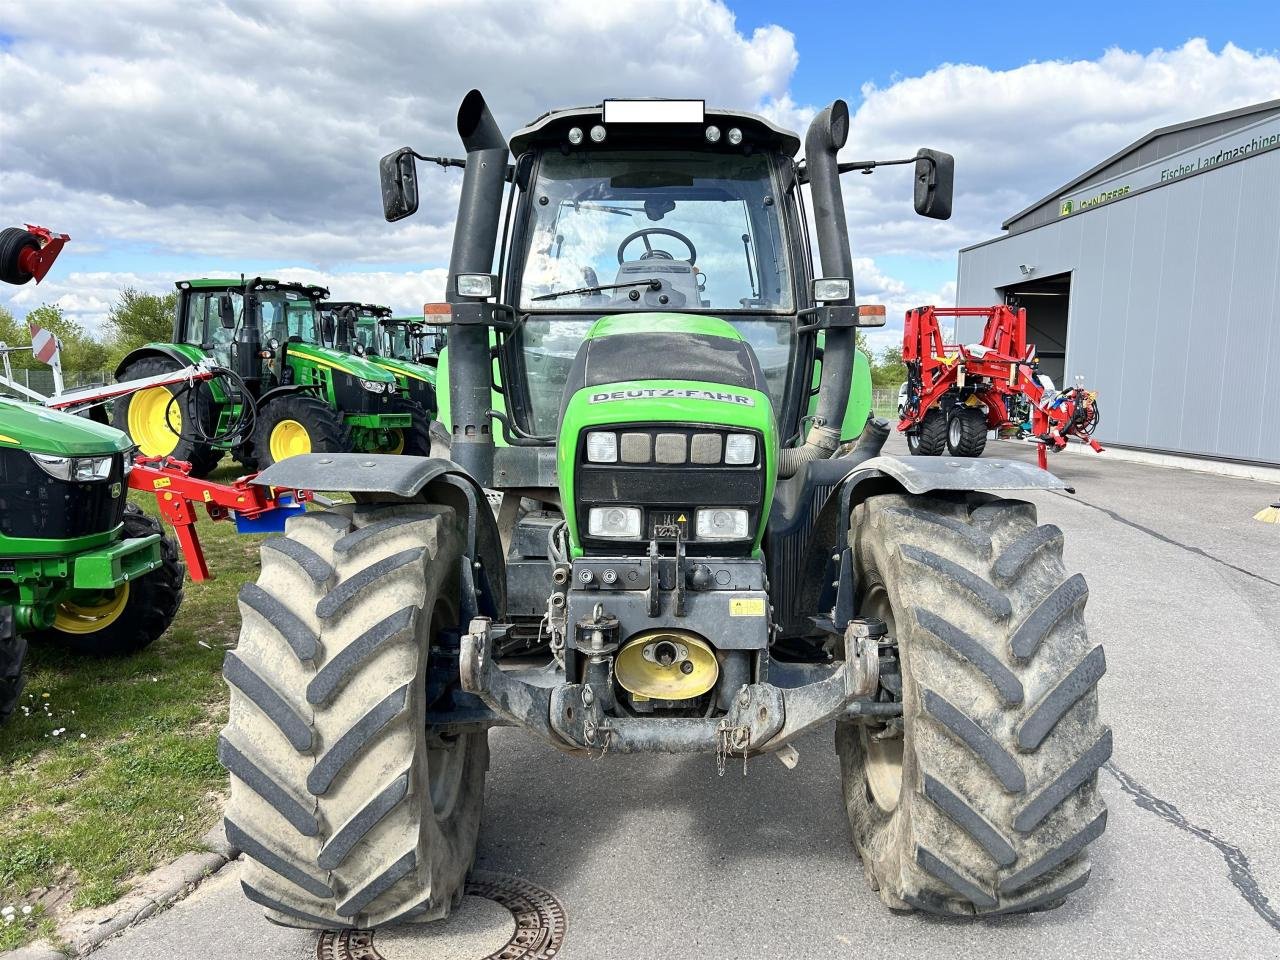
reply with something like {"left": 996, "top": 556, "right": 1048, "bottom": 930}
{"left": 1, "top": 0, "right": 1278, "bottom": 350}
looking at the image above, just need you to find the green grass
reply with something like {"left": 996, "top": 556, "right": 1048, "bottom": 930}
{"left": 0, "top": 463, "right": 262, "bottom": 949}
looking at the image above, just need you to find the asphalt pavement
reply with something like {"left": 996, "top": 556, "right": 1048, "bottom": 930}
{"left": 89, "top": 435, "right": 1280, "bottom": 960}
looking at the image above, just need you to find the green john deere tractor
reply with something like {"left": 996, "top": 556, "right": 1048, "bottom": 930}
{"left": 0, "top": 397, "right": 184, "bottom": 722}
{"left": 220, "top": 92, "right": 1108, "bottom": 927}
{"left": 319, "top": 302, "right": 439, "bottom": 418}
{"left": 113, "top": 278, "right": 430, "bottom": 475}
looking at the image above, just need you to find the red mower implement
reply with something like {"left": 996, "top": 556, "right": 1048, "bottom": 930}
{"left": 898, "top": 304, "right": 1103, "bottom": 469}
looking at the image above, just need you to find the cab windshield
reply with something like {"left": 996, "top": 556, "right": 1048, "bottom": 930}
{"left": 513, "top": 149, "right": 797, "bottom": 435}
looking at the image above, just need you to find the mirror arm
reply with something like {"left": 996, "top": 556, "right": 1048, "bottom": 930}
{"left": 408, "top": 151, "right": 516, "bottom": 183}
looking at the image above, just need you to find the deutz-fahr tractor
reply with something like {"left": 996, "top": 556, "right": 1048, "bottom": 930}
{"left": 319, "top": 302, "right": 440, "bottom": 415}
{"left": 220, "top": 93, "right": 1108, "bottom": 927}
{"left": 114, "top": 278, "right": 430, "bottom": 475}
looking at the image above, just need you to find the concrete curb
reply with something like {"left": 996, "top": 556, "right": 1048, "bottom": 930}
{"left": 993, "top": 435, "right": 1280, "bottom": 485}
{"left": 1, "top": 823, "right": 241, "bottom": 960}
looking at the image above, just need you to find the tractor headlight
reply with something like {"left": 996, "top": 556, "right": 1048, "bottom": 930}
{"left": 358, "top": 378, "right": 389, "bottom": 393}
{"left": 724, "top": 433, "right": 756, "bottom": 465}
{"left": 585, "top": 431, "right": 618, "bottom": 463}
{"left": 695, "top": 508, "right": 749, "bottom": 540}
{"left": 30, "top": 452, "right": 113, "bottom": 482}
{"left": 587, "top": 506, "right": 642, "bottom": 539}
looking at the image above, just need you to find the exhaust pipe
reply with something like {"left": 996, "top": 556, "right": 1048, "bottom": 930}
{"left": 780, "top": 100, "right": 855, "bottom": 479}
{"left": 446, "top": 89, "right": 509, "bottom": 484}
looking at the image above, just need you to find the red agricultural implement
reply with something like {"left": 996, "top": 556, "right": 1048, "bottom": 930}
{"left": 127, "top": 456, "right": 311, "bottom": 582}
{"left": 0, "top": 224, "right": 70, "bottom": 286}
{"left": 898, "top": 304, "right": 1102, "bottom": 469}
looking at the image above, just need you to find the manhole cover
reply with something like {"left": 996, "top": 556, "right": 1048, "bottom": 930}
{"left": 316, "top": 872, "right": 565, "bottom": 960}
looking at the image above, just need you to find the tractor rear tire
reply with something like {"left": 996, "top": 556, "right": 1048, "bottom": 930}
{"left": 836, "top": 492, "right": 1108, "bottom": 915}
{"left": 906, "top": 408, "right": 947, "bottom": 456}
{"left": 388, "top": 396, "right": 433, "bottom": 457}
{"left": 947, "top": 407, "right": 988, "bottom": 457}
{"left": 33, "top": 505, "right": 185, "bottom": 656}
{"left": 254, "top": 393, "right": 352, "bottom": 469}
{"left": 220, "top": 502, "right": 487, "bottom": 929}
{"left": 0, "top": 625, "right": 26, "bottom": 724}
{"left": 113, "top": 356, "right": 223, "bottom": 477}
{"left": 0, "top": 228, "right": 40, "bottom": 285}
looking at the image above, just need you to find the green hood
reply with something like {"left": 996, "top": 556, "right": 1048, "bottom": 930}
{"left": 369, "top": 355, "right": 437, "bottom": 388}
{"left": 286, "top": 343, "right": 396, "bottom": 382}
{"left": 0, "top": 398, "right": 133, "bottom": 456}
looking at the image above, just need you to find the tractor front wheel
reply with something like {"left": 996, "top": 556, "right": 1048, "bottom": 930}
{"left": 33, "top": 505, "right": 185, "bottom": 656}
{"left": 221, "top": 502, "right": 487, "bottom": 928}
{"left": 947, "top": 407, "right": 989, "bottom": 457}
{"left": 906, "top": 408, "right": 947, "bottom": 456}
{"left": 836, "top": 492, "right": 1109, "bottom": 915}
{"left": 385, "top": 396, "right": 433, "bottom": 457}
{"left": 254, "top": 393, "right": 352, "bottom": 469}
{"left": 113, "top": 356, "right": 223, "bottom": 476}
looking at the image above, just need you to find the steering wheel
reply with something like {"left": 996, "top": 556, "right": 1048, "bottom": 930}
{"left": 617, "top": 227, "right": 697, "bottom": 265}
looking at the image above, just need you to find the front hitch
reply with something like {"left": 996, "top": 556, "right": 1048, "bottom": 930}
{"left": 459, "top": 616, "right": 884, "bottom": 760}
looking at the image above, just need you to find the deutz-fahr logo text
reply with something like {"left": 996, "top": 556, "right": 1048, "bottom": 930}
{"left": 589, "top": 388, "right": 755, "bottom": 406}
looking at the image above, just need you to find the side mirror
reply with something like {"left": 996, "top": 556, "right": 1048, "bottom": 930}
{"left": 913, "top": 148, "right": 954, "bottom": 220}
{"left": 217, "top": 295, "right": 236, "bottom": 329}
{"left": 379, "top": 147, "right": 420, "bottom": 222}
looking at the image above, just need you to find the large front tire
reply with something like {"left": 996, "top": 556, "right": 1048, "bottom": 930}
{"left": 254, "top": 393, "right": 351, "bottom": 469}
{"left": 0, "top": 623, "right": 26, "bottom": 724}
{"left": 32, "top": 505, "right": 185, "bottom": 656}
{"left": 837, "top": 492, "right": 1109, "bottom": 915}
{"left": 385, "top": 396, "right": 433, "bottom": 457}
{"left": 221, "top": 502, "right": 487, "bottom": 929}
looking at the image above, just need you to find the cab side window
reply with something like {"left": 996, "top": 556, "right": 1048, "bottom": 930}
{"left": 184, "top": 291, "right": 241, "bottom": 367}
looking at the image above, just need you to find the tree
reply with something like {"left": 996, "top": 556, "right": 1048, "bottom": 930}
{"left": 872, "top": 345, "right": 907, "bottom": 388}
{"left": 105, "top": 287, "right": 177, "bottom": 360}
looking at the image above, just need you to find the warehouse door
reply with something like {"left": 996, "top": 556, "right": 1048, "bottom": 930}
{"left": 999, "top": 272, "right": 1070, "bottom": 388}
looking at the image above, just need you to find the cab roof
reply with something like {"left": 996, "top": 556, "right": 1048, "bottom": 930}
{"left": 509, "top": 102, "right": 801, "bottom": 158}
{"left": 177, "top": 277, "right": 328, "bottom": 299}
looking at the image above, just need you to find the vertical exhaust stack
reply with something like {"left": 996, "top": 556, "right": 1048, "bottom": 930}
{"left": 804, "top": 99, "right": 855, "bottom": 432}
{"left": 447, "top": 89, "right": 509, "bottom": 485}
{"left": 779, "top": 100, "right": 856, "bottom": 478}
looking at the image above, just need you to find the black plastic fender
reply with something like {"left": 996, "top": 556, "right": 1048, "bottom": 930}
{"left": 114, "top": 344, "right": 203, "bottom": 380}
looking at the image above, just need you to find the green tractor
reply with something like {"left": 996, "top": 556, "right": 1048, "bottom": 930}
{"left": 0, "top": 397, "right": 184, "bottom": 722}
{"left": 319, "top": 302, "right": 439, "bottom": 417}
{"left": 221, "top": 93, "right": 1108, "bottom": 927}
{"left": 113, "top": 278, "right": 430, "bottom": 475}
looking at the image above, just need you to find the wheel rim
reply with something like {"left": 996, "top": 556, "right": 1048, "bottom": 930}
{"left": 426, "top": 597, "right": 466, "bottom": 819}
{"left": 127, "top": 387, "right": 181, "bottom": 456}
{"left": 385, "top": 430, "right": 406, "bottom": 455}
{"left": 269, "top": 419, "right": 311, "bottom": 461}
{"left": 861, "top": 583, "right": 903, "bottom": 813}
{"left": 948, "top": 415, "right": 963, "bottom": 448}
{"left": 53, "top": 584, "right": 130, "bottom": 634}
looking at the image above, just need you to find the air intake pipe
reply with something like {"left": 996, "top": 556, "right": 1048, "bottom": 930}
{"left": 779, "top": 100, "right": 856, "bottom": 479}
{"left": 446, "top": 89, "right": 508, "bottom": 485}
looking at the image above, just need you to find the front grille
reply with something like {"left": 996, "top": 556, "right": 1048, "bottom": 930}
{"left": 0, "top": 449, "right": 126, "bottom": 542}
{"left": 575, "top": 425, "right": 764, "bottom": 554}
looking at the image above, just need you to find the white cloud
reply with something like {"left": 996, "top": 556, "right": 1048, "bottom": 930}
{"left": 841, "top": 39, "right": 1280, "bottom": 259}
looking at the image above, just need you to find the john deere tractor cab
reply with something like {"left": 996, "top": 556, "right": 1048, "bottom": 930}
{"left": 114, "top": 278, "right": 427, "bottom": 473}
{"left": 221, "top": 93, "right": 1108, "bottom": 928}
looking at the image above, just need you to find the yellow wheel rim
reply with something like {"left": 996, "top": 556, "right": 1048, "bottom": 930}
{"left": 385, "top": 430, "right": 406, "bottom": 455}
{"left": 269, "top": 419, "right": 312, "bottom": 462}
{"left": 53, "top": 584, "right": 130, "bottom": 635}
{"left": 127, "top": 387, "right": 181, "bottom": 456}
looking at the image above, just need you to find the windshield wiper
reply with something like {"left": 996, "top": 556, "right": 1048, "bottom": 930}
{"left": 532, "top": 278, "right": 662, "bottom": 302}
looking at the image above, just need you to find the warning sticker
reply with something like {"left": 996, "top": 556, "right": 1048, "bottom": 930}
{"left": 729, "top": 597, "right": 766, "bottom": 617}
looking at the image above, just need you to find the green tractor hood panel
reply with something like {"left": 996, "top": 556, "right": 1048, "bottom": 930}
{"left": 287, "top": 343, "right": 397, "bottom": 382}
{"left": 0, "top": 398, "right": 133, "bottom": 457}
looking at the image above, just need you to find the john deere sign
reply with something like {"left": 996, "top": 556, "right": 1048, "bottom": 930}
{"left": 1058, "top": 112, "right": 1280, "bottom": 217}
